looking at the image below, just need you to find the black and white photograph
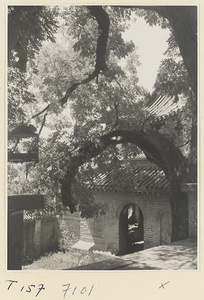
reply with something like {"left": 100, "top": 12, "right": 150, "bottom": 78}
{"left": 7, "top": 4, "right": 198, "bottom": 274}
{"left": 3, "top": 1, "right": 204, "bottom": 299}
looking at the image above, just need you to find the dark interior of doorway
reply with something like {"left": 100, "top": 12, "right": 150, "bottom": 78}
{"left": 119, "top": 203, "right": 144, "bottom": 255}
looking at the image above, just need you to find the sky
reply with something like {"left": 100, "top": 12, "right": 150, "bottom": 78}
{"left": 123, "top": 17, "right": 171, "bottom": 93}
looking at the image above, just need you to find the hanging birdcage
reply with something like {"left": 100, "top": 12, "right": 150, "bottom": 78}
{"left": 8, "top": 124, "right": 39, "bottom": 163}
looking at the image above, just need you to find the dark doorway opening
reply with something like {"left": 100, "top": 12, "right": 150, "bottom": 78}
{"left": 119, "top": 203, "right": 144, "bottom": 255}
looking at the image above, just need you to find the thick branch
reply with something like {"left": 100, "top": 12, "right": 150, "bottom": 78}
{"left": 60, "top": 71, "right": 98, "bottom": 105}
{"left": 141, "top": 115, "right": 155, "bottom": 132}
{"left": 61, "top": 129, "right": 187, "bottom": 211}
{"left": 88, "top": 6, "right": 110, "bottom": 71}
{"left": 60, "top": 6, "right": 110, "bottom": 105}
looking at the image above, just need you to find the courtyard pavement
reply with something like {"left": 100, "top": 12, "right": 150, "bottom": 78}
{"left": 68, "top": 239, "right": 197, "bottom": 270}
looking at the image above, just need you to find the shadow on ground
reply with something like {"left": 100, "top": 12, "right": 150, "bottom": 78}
{"left": 22, "top": 239, "right": 197, "bottom": 271}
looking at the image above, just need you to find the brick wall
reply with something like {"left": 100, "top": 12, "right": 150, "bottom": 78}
{"left": 79, "top": 191, "right": 172, "bottom": 254}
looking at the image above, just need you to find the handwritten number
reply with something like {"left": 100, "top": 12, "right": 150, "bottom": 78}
{"left": 81, "top": 287, "right": 86, "bottom": 294}
{"left": 72, "top": 287, "right": 77, "bottom": 295}
{"left": 5, "top": 281, "right": 93, "bottom": 297}
{"left": 36, "top": 284, "right": 45, "bottom": 297}
{"left": 26, "top": 284, "right": 35, "bottom": 293}
{"left": 62, "top": 284, "right": 71, "bottom": 299}
{"left": 88, "top": 285, "right": 94, "bottom": 296}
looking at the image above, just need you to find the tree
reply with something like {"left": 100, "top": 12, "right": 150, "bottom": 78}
{"left": 124, "top": 6, "right": 197, "bottom": 97}
{"left": 58, "top": 6, "right": 197, "bottom": 241}
{"left": 7, "top": 5, "right": 197, "bottom": 242}
{"left": 8, "top": 6, "right": 59, "bottom": 71}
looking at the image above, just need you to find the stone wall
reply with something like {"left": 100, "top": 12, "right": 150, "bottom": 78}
{"left": 23, "top": 215, "right": 60, "bottom": 261}
{"left": 58, "top": 211, "right": 80, "bottom": 250}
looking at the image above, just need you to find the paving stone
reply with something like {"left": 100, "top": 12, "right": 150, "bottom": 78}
{"left": 67, "top": 239, "right": 197, "bottom": 270}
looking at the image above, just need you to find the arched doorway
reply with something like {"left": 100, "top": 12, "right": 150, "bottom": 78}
{"left": 119, "top": 203, "right": 144, "bottom": 255}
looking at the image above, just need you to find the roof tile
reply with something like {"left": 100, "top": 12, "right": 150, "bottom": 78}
{"left": 86, "top": 165, "right": 169, "bottom": 195}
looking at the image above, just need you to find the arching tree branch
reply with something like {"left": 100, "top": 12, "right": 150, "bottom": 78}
{"left": 61, "top": 129, "right": 187, "bottom": 209}
{"left": 141, "top": 115, "right": 155, "bottom": 132}
{"left": 60, "top": 128, "right": 190, "bottom": 242}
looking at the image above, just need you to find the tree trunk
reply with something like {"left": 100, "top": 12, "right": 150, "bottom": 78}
{"left": 169, "top": 176, "right": 189, "bottom": 241}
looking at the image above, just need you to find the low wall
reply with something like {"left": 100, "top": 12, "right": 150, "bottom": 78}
{"left": 58, "top": 211, "right": 80, "bottom": 251}
{"left": 23, "top": 214, "right": 59, "bottom": 261}
{"left": 23, "top": 211, "right": 80, "bottom": 262}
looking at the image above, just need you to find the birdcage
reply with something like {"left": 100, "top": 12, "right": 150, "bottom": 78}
{"left": 8, "top": 124, "right": 39, "bottom": 163}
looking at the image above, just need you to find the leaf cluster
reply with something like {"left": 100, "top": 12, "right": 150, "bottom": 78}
{"left": 8, "top": 67, "right": 36, "bottom": 130}
{"left": 8, "top": 6, "right": 59, "bottom": 71}
{"left": 134, "top": 8, "right": 170, "bottom": 29}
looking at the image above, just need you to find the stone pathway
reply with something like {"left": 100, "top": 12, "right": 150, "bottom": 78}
{"left": 23, "top": 239, "right": 197, "bottom": 271}
{"left": 68, "top": 239, "right": 197, "bottom": 270}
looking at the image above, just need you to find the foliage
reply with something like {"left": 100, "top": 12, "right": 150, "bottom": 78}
{"left": 8, "top": 67, "right": 36, "bottom": 131}
{"left": 133, "top": 7, "right": 170, "bottom": 29}
{"left": 72, "top": 178, "right": 108, "bottom": 218}
{"left": 154, "top": 59, "right": 190, "bottom": 98}
{"left": 151, "top": 32, "right": 195, "bottom": 160}
{"left": 7, "top": 6, "right": 196, "bottom": 227}
{"left": 58, "top": 216, "right": 80, "bottom": 251}
{"left": 63, "top": 6, "right": 135, "bottom": 61}
{"left": 8, "top": 6, "right": 59, "bottom": 71}
{"left": 154, "top": 33, "right": 191, "bottom": 99}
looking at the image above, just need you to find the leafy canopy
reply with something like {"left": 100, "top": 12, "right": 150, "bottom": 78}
{"left": 7, "top": 6, "right": 194, "bottom": 217}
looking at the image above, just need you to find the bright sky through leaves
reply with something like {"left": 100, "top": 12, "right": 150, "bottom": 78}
{"left": 123, "top": 17, "right": 171, "bottom": 92}
{"left": 41, "top": 16, "right": 171, "bottom": 138}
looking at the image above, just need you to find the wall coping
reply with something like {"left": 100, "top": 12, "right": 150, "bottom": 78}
{"left": 8, "top": 194, "right": 44, "bottom": 210}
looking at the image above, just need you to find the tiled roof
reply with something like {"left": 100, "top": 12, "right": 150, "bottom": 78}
{"left": 146, "top": 92, "right": 190, "bottom": 157}
{"left": 146, "top": 93, "right": 186, "bottom": 117}
{"left": 85, "top": 164, "right": 169, "bottom": 195}
{"left": 84, "top": 93, "right": 185, "bottom": 195}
